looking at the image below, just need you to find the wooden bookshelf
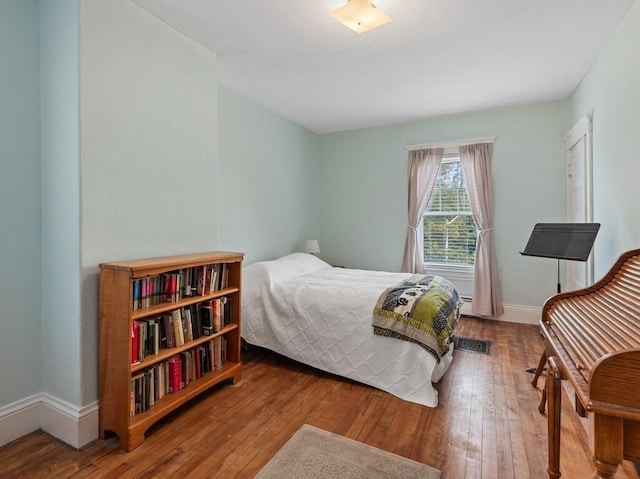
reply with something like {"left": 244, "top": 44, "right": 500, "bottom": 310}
{"left": 98, "top": 251, "right": 244, "bottom": 451}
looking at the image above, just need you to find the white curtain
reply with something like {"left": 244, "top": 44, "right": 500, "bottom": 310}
{"left": 401, "top": 148, "right": 444, "bottom": 273}
{"left": 459, "top": 143, "right": 504, "bottom": 316}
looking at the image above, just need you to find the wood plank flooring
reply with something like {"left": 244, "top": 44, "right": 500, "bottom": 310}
{"left": 1, "top": 317, "right": 638, "bottom": 478}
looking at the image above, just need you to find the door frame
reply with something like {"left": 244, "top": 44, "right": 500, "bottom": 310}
{"left": 565, "top": 115, "right": 595, "bottom": 287}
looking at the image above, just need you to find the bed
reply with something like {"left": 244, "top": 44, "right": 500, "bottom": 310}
{"left": 241, "top": 253, "right": 462, "bottom": 407}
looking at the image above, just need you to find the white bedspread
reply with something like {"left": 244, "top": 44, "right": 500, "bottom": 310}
{"left": 241, "top": 253, "right": 456, "bottom": 407}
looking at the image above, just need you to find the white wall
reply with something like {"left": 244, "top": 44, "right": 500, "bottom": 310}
{"left": 217, "top": 85, "right": 320, "bottom": 265}
{"left": 0, "top": 0, "right": 42, "bottom": 407}
{"left": 318, "top": 102, "right": 570, "bottom": 307}
{"left": 570, "top": 0, "right": 640, "bottom": 277}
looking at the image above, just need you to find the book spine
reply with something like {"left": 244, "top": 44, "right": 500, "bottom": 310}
{"left": 212, "top": 298, "right": 222, "bottom": 333}
{"left": 168, "top": 355, "right": 181, "bottom": 393}
{"left": 183, "top": 308, "right": 193, "bottom": 342}
{"left": 131, "top": 321, "right": 140, "bottom": 364}
{"left": 172, "top": 309, "right": 184, "bottom": 346}
{"left": 133, "top": 280, "right": 140, "bottom": 311}
{"left": 190, "top": 304, "right": 201, "bottom": 340}
{"left": 162, "top": 313, "right": 175, "bottom": 348}
{"left": 200, "top": 301, "right": 213, "bottom": 336}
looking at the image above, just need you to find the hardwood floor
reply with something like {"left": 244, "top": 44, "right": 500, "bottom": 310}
{"left": 1, "top": 317, "right": 638, "bottom": 478}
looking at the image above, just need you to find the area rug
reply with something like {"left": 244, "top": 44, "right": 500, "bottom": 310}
{"left": 255, "top": 424, "right": 441, "bottom": 479}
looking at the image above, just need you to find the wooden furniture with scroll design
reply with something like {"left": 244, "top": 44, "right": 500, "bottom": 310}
{"left": 540, "top": 248, "right": 640, "bottom": 479}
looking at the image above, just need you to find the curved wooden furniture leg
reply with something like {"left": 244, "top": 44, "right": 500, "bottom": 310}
{"left": 533, "top": 350, "right": 548, "bottom": 413}
{"left": 546, "top": 356, "right": 562, "bottom": 479}
{"left": 532, "top": 350, "right": 547, "bottom": 388}
{"left": 538, "top": 388, "right": 548, "bottom": 415}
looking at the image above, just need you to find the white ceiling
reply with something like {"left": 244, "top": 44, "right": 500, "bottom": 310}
{"left": 132, "top": 0, "right": 635, "bottom": 134}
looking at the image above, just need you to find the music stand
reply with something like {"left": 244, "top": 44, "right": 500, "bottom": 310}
{"left": 520, "top": 222, "right": 600, "bottom": 294}
{"left": 521, "top": 222, "right": 600, "bottom": 378}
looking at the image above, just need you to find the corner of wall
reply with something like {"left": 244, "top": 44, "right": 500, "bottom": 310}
{"left": 40, "top": 395, "right": 99, "bottom": 448}
{"left": 0, "top": 394, "right": 99, "bottom": 449}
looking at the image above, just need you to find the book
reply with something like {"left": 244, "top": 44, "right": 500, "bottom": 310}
{"left": 200, "top": 301, "right": 213, "bottom": 336}
{"left": 150, "top": 317, "right": 160, "bottom": 355}
{"left": 213, "top": 336, "right": 223, "bottom": 370}
{"left": 204, "top": 267, "right": 213, "bottom": 295}
{"left": 150, "top": 276, "right": 157, "bottom": 306}
{"left": 163, "top": 273, "right": 173, "bottom": 303}
{"left": 194, "top": 346, "right": 202, "bottom": 379}
{"left": 138, "top": 320, "right": 147, "bottom": 361}
{"left": 133, "top": 280, "right": 141, "bottom": 310}
{"left": 183, "top": 308, "right": 193, "bottom": 342}
{"left": 220, "top": 296, "right": 231, "bottom": 326}
{"left": 202, "top": 341, "right": 212, "bottom": 374}
{"left": 143, "top": 369, "right": 153, "bottom": 410}
{"left": 167, "top": 355, "right": 181, "bottom": 393}
{"left": 143, "top": 277, "right": 151, "bottom": 308}
{"left": 131, "top": 372, "right": 144, "bottom": 415}
{"left": 220, "top": 264, "right": 229, "bottom": 290}
{"left": 190, "top": 304, "right": 201, "bottom": 340}
{"left": 181, "top": 268, "right": 191, "bottom": 297}
{"left": 180, "top": 352, "right": 189, "bottom": 388}
{"left": 197, "top": 265, "right": 207, "bottom": 295}
{"left": 172, "top": 309, "right": 184, "bottom": 346}
{"left": 212, "top": 299, "right": 222, "bottom": 333}
{"left": 158, "top": 362, "right": 166, "bottom": 400}
{"left": 141, "top": 317, "right": 160, "bottom": 357}
{"left": 162, "top": 313, "right": 176, "bottom": 348}
{"left": 131, "top": 321, "right": 140, "bottom": 364}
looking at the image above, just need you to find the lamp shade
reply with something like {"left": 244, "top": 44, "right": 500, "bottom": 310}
{"left": 305, "top": 240, "right": 320, "bottom": 254}
{"left": 330, "top": 0, "right": 392, "bottom": 34}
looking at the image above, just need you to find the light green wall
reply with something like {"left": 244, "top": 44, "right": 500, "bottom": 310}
{"left": 0, "top": 0, "right": 42, "bottom": 406}
{"left": 79, "top": 0, "right": 220, "bottom": 405}
{"left": 40, "top": 0, "right": 82, "bottom": 406}
{"left": 570, "top": 0, "right": 640, "bottom": 277}
{"left": 2, "top": 0, "right": 639, "bottom": 435}
{"left": 218, "top": 85, "right": 320, "bottom": 265}
{"left": 318, "top": 102, "right": 571, "bottom": 306}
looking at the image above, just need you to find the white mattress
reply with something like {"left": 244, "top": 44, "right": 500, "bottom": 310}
{"left": 241, "top": 253, "right": 456, "bottom": 407}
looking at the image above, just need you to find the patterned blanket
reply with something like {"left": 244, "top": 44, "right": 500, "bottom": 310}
{"left": 372, "top": 275, "right": 462, "bottom": 363}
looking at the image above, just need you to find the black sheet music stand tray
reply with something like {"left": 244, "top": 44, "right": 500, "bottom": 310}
{"left": 520, "top": 222, "right": 600, "bottom": 294}
{"left": 520, "top": 223, "right": 600, "bottom": 262}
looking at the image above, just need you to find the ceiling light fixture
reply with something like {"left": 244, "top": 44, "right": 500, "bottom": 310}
{"left": 330, "top": 0, "right": 392, "bottom": 34}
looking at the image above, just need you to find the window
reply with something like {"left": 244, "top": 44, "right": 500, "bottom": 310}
{"left": 423, "top": 155, "right": 477, "bottom": 266}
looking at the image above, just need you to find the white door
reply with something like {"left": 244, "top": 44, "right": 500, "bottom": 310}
{"left": 565, "top": 116, "right": 594, "bottom": 291}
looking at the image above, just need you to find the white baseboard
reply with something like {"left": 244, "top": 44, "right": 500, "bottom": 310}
{"left": 0, "top": 394, "right": 42, "bottom": 447}
{"left": 41, "top": 394, "right": 99, "bottom": 448}
{"left": 461, "top": 299, "right": 540, "bottom": 325}
{"left": 0, "top": 394, "right": 99, "bottom": 449}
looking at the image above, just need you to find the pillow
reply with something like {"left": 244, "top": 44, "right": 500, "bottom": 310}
{"left": 242, "top": 253, "right": 332, "bottom": 302}
{"left": 268, "top": 252, "right": 331, "bottom": 280}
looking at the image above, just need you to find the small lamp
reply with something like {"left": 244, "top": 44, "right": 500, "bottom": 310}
{"left": 304, "top": 240, "right": 320, "bottom": 255}
{"left": 330, "top": 0, "right": 392, "bottom": 34}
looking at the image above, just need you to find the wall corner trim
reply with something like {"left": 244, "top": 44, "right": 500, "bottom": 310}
{"left": 0, "top": 394, "right": 99, "bottom": 449}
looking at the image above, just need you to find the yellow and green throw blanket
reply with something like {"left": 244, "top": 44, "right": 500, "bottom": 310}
{"left": 373, "top": 275, "right": 462, "bottom": 363}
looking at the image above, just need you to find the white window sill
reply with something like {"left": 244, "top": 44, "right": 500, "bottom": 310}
{"left": 423, "top": 263, "right": 474, "bottom": 282}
